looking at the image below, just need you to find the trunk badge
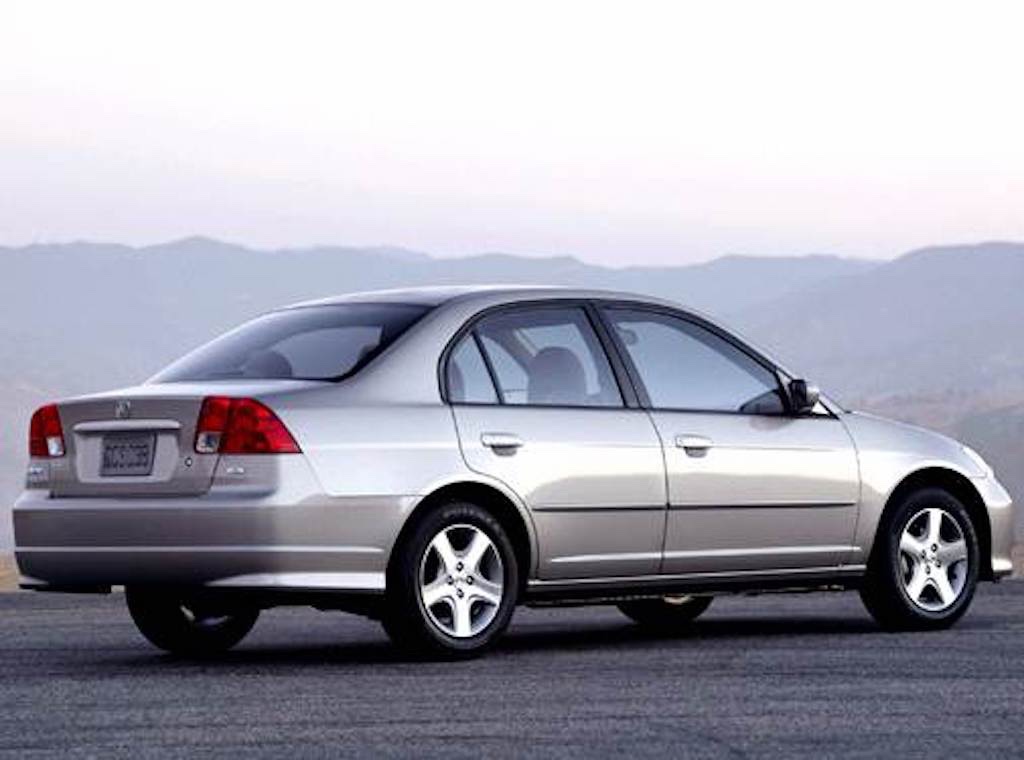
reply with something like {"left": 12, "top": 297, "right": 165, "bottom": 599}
{"left": 114, "top": 400, "right": 133, "bottom": 419}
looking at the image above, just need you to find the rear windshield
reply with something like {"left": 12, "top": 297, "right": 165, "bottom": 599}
{"left": 152, "top": 303, "right": 430, "bottom": 382}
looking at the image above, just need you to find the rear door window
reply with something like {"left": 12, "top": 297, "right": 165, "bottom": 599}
{"left": 447, "top": 336, "right": 499, "bottom": 404}
{"left": 470, "top": 307, "right": 623, "bottom": 407}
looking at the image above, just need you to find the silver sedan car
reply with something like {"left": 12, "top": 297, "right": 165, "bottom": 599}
{"left": 13, "top": 286, "right": 1014, "bottom": 657}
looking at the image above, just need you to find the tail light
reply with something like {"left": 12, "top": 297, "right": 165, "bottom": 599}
{"left": 195, "top": 397, "right": 300, "bottom": 454}
{"left": 29, "top": 404, "right": 66, "bottom": 458}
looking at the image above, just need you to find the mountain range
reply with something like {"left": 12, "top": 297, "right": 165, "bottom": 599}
{"left": 1, "top": 238, "right": 1021, "bottom": 549}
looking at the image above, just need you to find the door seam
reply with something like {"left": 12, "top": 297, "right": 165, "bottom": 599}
{"left": 643, "top": 408, "right": 672, "bottom": 574}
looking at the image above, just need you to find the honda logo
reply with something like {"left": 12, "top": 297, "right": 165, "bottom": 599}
{"left": 114, "top": 400, "right": 133, "bottom": 420}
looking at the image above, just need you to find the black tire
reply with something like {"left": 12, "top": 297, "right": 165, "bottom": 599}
{"left": 126, "top": 587, "right": 259, "bottom": 656}
{"left": 860, "top": 487, "right": 980, "bottom": 631}
{"left": 382, "top": 502, "right": 519, "bottom": 658}
{"left": 618, "top": 595, "right": 713, "bottom": 629}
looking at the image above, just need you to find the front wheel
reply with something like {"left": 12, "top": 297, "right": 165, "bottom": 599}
{"left": 860, "top": 487, "right": 979, "bottom": 631}
{"left": 382, "top": 502, "right": 519, "bottom": 658}
{"left": 618, "top": 595, "right": 713, "bottom": 629}
{"left": 126, "top": 587, "right": 259, "bottom": 656}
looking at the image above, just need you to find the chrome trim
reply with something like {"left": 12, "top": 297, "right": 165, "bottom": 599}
{"left": 675, "top": 434, "right": 713, "bottom": 450}
{"left": 480, "top": 432, "right": 524, "bottom": 450}
{"left": 661, "top": 545, "right": 858, "bottom": 560}
{"left": 550, "top": 551, "right": 663, "bottom": 564}
{"left": 205, "top": 571, "right": 385, "bottom": 591}
{"left": 74, "top": 419, "right": 182, "bottom": 432}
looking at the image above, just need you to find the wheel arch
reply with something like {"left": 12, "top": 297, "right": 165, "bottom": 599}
{"left": 389, "top": 480, "right": 537, "bottom": 592}
{"left": 872, "top": 467, "right": 993, "bottom": 580}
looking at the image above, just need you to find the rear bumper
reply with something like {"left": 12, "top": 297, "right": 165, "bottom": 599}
{"left": 13, "top": 487, "right": 414, "bottom": 594}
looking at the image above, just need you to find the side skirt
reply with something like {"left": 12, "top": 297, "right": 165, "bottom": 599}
{"left": 523, "top": 565, "right": 866, "bottom": 606}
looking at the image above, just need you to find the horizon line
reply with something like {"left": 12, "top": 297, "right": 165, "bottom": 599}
{"left": 7, "top": 235, "right": 1023, "bottom": 268}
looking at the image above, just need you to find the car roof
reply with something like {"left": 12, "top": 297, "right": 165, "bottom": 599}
{"left": 278, "top": 284, "right": 816, "bottom": 403}
{"left": 284, "top": 284, "right": 682, "bottom": 310}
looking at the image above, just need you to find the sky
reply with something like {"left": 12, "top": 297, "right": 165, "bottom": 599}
{"left": 2, "top": 0, "right": 1023, "bottom": 265}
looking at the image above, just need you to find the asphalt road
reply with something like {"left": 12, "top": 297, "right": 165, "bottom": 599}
{"left": 1, "top": 583, "right": 1023, "bottom": 759}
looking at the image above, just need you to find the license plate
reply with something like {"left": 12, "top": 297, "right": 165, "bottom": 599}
{"left": 100, "top": 433, "right": 156, "bottom": 477}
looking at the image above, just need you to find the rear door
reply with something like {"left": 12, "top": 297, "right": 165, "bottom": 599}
{"left": 598, "top": 305, "right": 860, "bottom": 575}
{"left": 447, "top": 303, "right": 667, "bottom": 580}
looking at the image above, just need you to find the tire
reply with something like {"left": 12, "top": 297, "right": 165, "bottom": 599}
{"left": 860, "top": 487, "right": 980, "bottom": 631}
{"left": 126, "top": 587, "right": 259, "bottom": 656}
{"left": 618, "top": 595, "right": 713, "bottom": 629}
{"left": 382, "top": 501, "right": 519, "bottom": 658}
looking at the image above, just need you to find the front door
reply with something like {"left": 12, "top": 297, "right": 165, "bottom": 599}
{"left": 445, "top": 303, "right": 666, "bottom": 580}
{"left": 599, "top": 306, "right": 860, "bottom": 575}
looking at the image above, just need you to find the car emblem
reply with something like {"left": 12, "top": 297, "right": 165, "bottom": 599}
{"left": 114, "top": 400, "right": 133, "bottom": 420}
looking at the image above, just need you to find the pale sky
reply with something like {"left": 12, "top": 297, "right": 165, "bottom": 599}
{"left": 2, "top": 0, "right": 1023, "bottom": 265}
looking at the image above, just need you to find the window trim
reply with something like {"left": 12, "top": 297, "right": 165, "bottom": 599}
{"left": 593, "top": 300, "right": 801, "bottom": 417}
{"left": 438, "top": 299, "right": 637, "bottom": 410}
{"left": 469, "top": 331, "right": 503, "bottom": 404}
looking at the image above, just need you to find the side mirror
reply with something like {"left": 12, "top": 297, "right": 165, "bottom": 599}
{"left": 788, "top": 378, "right": 820, "bottom": 415}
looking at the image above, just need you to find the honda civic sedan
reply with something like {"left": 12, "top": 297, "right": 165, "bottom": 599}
{"left": 13, "top": 286, "right": 1015, "bottom": 657}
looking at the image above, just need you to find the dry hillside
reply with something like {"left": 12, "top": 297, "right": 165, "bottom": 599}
{"left": 0, "top": 555, "right": 17, "bottom": 592}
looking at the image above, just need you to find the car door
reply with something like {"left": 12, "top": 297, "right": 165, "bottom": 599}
{"left": 598, "top": 305, "right": 860, "bottom": 575}
{"left": 446, "top": 303, "right": 667, "bottom": 580}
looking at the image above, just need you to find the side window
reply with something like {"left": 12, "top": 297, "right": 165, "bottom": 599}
{"left": 478, "top": 336, "right": 527, "bottom": 402}
{"left": 605, "top": 308, "right": 785, "bottom": 414}
{"left": 447, "top": 336, "right": 498, "bottom": 404}
{"left": 474, "top": 307, "right": 623, "bottom": 407}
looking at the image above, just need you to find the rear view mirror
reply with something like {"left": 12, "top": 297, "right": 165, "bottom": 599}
{"left": 788, "top": 378, "right": 820, "bottom": 414}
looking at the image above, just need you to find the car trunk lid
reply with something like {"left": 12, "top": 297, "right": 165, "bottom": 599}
{"left": 47, "top": 380, "right": 320, "bottom": 497}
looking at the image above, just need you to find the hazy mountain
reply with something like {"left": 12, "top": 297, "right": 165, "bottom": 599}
{"left": 2, "top": 238, "right": 1022, "bottom": 551}
{"left": 0, "top": 238, "right": 875, "bottom": 418}
{"left": 732, "top": 242, "right": 1024, "bottom": 401}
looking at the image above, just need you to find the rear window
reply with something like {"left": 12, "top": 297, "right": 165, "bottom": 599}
{"left": 152, "top": 303, "right": 430, "bottom": 382}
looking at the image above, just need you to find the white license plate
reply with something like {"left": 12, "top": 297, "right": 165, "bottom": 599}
{"left": 100, "top": 433, "right": 156, "bottom": 477}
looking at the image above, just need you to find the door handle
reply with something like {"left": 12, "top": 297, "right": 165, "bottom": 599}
{"left": 481, "top": 433, "right": 524, "bottom": 451}
{"left": 675, "top": 434, "right": 713, "bottom": 453}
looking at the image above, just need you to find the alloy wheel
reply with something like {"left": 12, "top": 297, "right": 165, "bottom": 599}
{"left": 418, "top": 523, "right": 505, "bottom": 638}
{"left": 899, "top": 507, "right": 969, "bottom": 612}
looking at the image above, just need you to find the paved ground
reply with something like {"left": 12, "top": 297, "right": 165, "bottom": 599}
{"left": 1, "top": 584, "right": 1023, "bottom": 758}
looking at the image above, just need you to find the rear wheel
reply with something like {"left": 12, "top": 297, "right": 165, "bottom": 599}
{"left": 860, "top": 487, "right": 979, "bottom": 631}
{"left": 382, "top": 502, "right": 519, "bottom": 658}
{"left": 618, "top": 595, "right": 713, "bottom": 629}
{"left": 126, "top": 587, "right": 259, "bottom": 656}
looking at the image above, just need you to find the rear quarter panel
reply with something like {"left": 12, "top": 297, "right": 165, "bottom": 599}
{"left": 267, "top": 382, "right": 539, "bottom": 572}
